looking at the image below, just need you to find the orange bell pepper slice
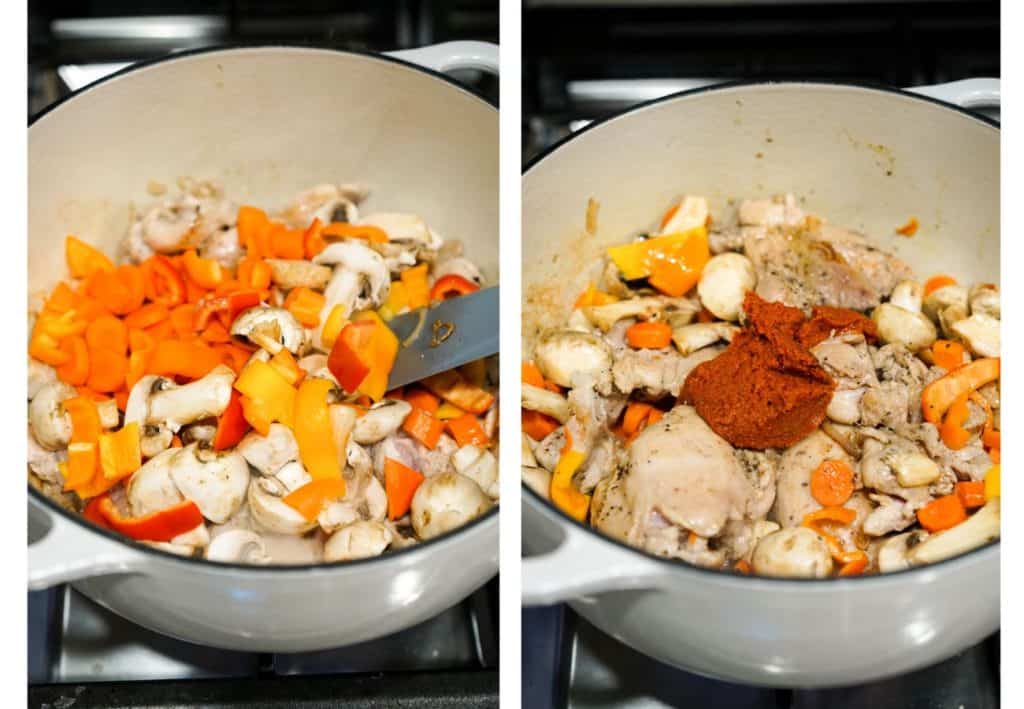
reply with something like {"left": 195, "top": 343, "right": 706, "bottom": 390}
{"left": 402, "top": 407, "right": 447, "bottom": 449}
{"left": 293, "top": 378, "right": 342, "bottom": 481}
{"left": 383, "top": 457, "right": 425, "bottom": 520}
{"left": 182, "top": 249, "right": 226, "bottom": 289}
{"left": 66, "top": 236, "right": 114, "bottom": 279}
{"left": 282, "top": 479, "right": 348, "bottom": 521}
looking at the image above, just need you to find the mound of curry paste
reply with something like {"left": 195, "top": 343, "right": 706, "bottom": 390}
{"left": 681, "top": 293, "right": 875, "bottom": 449}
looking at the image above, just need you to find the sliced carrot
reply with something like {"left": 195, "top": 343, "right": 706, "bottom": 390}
{"left": 85, "top": 315, "right": 128, "bottom": 355}
{"left": 75, "top": 386, "right": 108, "bottom": 403}
{"left": 625, "top": 321, "right": 672, "bottom": 349}
{"left": 621, "top": 402, "right": 654, "bottom": 436}
{"left": 402, "top": 407, "right": 446, "bottom": 450}
{"left": 86, "top": 348, "right": 128, "bottom": 393}
{"left": 924, "top": 274, "right": 958, "bottom": 297}
{"left": 810, "top": 459, "right": 855, "bottom": 507}
{"left": 269, "top": 223, "right": 305, "bottom": 260}
{"left": 384, "top": 457, "right": 425, "bottom": 520}
{"left": 117, "top": 265, "right": 146, "bottom": 312}
{"left": 447, "top": 413, "right": 489, "bottom": 448}
{"left": 917, "top": 494, "right": 967, "bottom": 532}
{"left": 66, "top": 236, "right": 114, "bottom": 279}
{"left": 284, "top": 287, "right": 325, "bottom": 327}
{"left": 837, "top": 551, "right": 869, "bottom": 577}
{"left": 145, "top": 318, "right": 175, "bottom": 341}
{"left": 124, "top": 303, "right": 169, "bottom": 331}
{"left": 955, "top": 481, "right": 987, "bottom": 509}
{"left": 734, "top": 559, "right": 752, "bottom": 575}
{"left": 522, "top": 409, "right": 559, "bottom": 441}
{"left": 932, "top": 340, "right": 966, "bottom": 372}
{"left": 521, "top": 361, "right": 546, "bottom": 388}
{"left": 404, "top": 387, "right": 440, "bottom": 414}
{"left": 56, "top": 335, "right": 90, "bottom": 386}
{"left": 802, "top": 506, "right": 857, "bottom": 528}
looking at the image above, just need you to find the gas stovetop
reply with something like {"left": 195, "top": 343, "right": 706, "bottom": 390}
{"left": 523, "top": 605, "right": 999, "bottom": 709}
{"left": 28, "top": 579, "right": 498, "bottom": 708}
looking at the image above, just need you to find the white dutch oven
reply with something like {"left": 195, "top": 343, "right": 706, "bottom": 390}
{"left": 522, "top": 80, "right": 999, "bottom": 687}
{"left": 28, "top": 42, "right": 498, "bottom": 652}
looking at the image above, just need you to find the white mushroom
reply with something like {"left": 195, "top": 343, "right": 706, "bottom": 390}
{"left": 522, "top": 465, "right": 551, "bottom": 500}
{"left": 871, "top": 303, "right": 937, "bottom": 351}
{"left": 28, "top": 381, "right": 75, "bottom": 450}
{"left": 323, "top": 520, "right": 393, "bottom": 562}
{"left": 658, "top": 195, "right": 709, "bottom": 234}
{"left": 28, "top": 428, "right": 65, "bottom": 483}
{"left": 275, "top": 460, "right": 313, "bottom": 493}
{"left": 125, "top": 375, "right": 174, "bottom": 458}
{"left": 452, "top": 445, "right": 499, "bottom": 499}
{"left": 347, "top": 439, "right": 375, "bottom": 478}
{"left": 247, "top": 476, "right": 318, "bottom": 535}
{"left": 318, "top": 500, "right": 362, "bottom": 534}
{"left": 181, "top": 424, "right": 217, "bottom": 445}
{"left": 127, "top": 448, "right": 184, "bottom": 516}
{"left": 352, "top": 400, "right": 413, "bottom": 445}
{"left": 236, "top": 423, "right": 300, "bottom": 476}
{"left": 359, "top": 212, "right": 440, "bottom": 249}
{"left": 264, "top": 259, "right": 332, "bottom": 291}
{"left": 889, "top": 280, "right": 924, "bottom": 313}
{"left": 356, "top": 472, "right": 389, "bottom": 522}
{"left": 938, "top": 303, "right": 970, "bottom": 339}
{"left": 231, "top": 307, "right": 306, "bottom": 355}
{"left": 908, "top": 498, "right": 999, "bottom": 566}
{"left": 281, "top": 183, "right": 364, "bottom": 227}
{"left": 877, "top": 530, "right": 929, "bottom": 573}
{"left": 522, "top": 433, "right": 538, "bottom": 467}
{"left": 922, "top": 284, "right": 968, "bottom": 323}
{"left": 751, "top": 527, "right": 834, "bottom": 578}
{"left": 533, "top": 330, "right": 613, "bottom": 393}
{"left": 148, "top": 365, "right": 235, "bottom": 431}
{"left": 331, "top": 404, "right": 358, "bottom": 456}
{"left": 172, "top": 523, "right": 210, "bottom": 549}
{"left": 583, "top": 297, "right": 676, "bottom": 333}
{"left": 951, "top": 313, "right": 1000, "bottom": 358}
{"left": 410, "top": 472, "right": 492, "bottom": 540}
{"left": 968, "top": 284, "right": 1000, "bottom": 320}
{"left": 168, "top": 444, "right": 250, "bottom": 524}
{"left": 520, "top": 384, "right": 571, "bottom": 424}
{"left": 672, "top": 322, "right": 739, "bottom": 355}
{"left": 433, "top": 256, "right": 484, "bottom": 286}
{"left": 28, "top": 359, "right": 57, "bottom": 401}
{"left": 891, "top": 451, "right": 942, "bottom": 488}
{"left": 314, "top": 241, "right": 391, "bottom": 311}
{"left": 206, "top": 529, "right": 270, "bottom": 564}
{"left": 697, "top": 252, "right": 756, "bottom": 321}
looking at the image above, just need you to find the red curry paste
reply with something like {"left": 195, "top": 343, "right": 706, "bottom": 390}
{"left": 682, "top": 293, "right": 872, "bottom": 449}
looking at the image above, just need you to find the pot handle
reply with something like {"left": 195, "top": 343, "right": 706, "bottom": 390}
{"left": 907, "top": 78, "right": 1000, "bottom": 110}
{"left": 386, "top": 41, "right": 499, "bottom": 76}
{"left": 28, "top": 496, "right": 148, "bottom": 590}
{"left": 522, "top": 521, "right": 669, "bottom": 606}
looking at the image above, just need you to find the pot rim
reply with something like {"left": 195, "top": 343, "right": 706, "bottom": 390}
{"left": 522, "top": 78, "right": 999, "bottom": 589}
{"left": 28, "top": 43, "right": 499, "bottom": 576}
{"left": 523, "top": 78, "right": 997, "bottom": 176}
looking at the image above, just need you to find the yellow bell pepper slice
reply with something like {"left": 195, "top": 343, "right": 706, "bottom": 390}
{"left": 606, "top": 226, "right": 708, "bottom": 283}
{"left": 98, "top": 422, "right": 142, "bottom": 482}
{"left": 321, "top": 303, "right": 350, "bottom": 351}
{"left": 550, "top": 448, "right": 591, "bottom": 522}
{"left": 436, "top": 402, "right": 466, "bottom": 420}
{"left": 294, "top": 378, "right": 343, "bottom": 482}
{"left": 985, "top": 464, "right": 1000, "bottom": 500}
{"left": 378, "top": 281, "right": 409, "bottom": 322}
{"left": 400, "top": 264, "right": 430, "bottom": 310}
{"left": 574, "top": 283, "right": 619, "bottom": 309}
{"left": 234, "top": 360, "right": 297, "bottom": 429}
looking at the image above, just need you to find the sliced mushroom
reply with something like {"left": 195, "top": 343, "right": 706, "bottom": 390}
{"left": 127, "top": 448, "right": 184, "bottom": 516}
{"left": 938, "top": 303, "right": 969, "bottom": 339}
{"left": 282, "top": 183, "right": 363, "bottom": 227}
{"left": 330, "top": 404, "right": 358, "bottom": 457}
{"left": 521, "top": 384, "right": 570, "bottom": 424}
{"left": 28, "top": 381, "right": 75, "bottom": 450}
{"left": 751, "top": 527, "right": 834, "bottom": 578}
{"left": 148, "top": 365, "right": 234, "bottom": 431}
{"left": 582, "top": 297, "right": 671, "bottom": 332}
{"left": 347, "top": 439, "right": 374, "bottom": 478}
{"left": 908, "top": 498, "right": 999, "bottom": 566}
{"left": 28, "top": 359, "right": 57, "bottom": 401}
{"left": 323, "top": 520, "right": 393, "bottom": 562}
{"left": 968, "top": 284, "right": 1000, "bottom": 320}
{"left": 28, "top": 428, "right": 65, "bottom": 483}
{"left": 522, "top": 433, "right": 538, "bottom": 467}
{"left": 671, "top": 322, "right": 739, "bottom": 355}
{"left": 890, "top": 280, "right": 924, "bottom": 313}
{"left": 533, "top": 330, "right": 613, "bottom": 393}
{"left": 877, "top": 530, "right": 929, "bottom": 573}
{"left": 697, "top": 252, "right": 756, "bottom": 321}
{"left": 318, "top": 499, "right": 362, "bottom": 534}
{"left": 352, "top": 400, "right": 412, "bottom": 445}
{"left": 871, "top": 303, "right": 937, "bottom": 351}
{"left": 314, "top": 241, "right": 391, "bottom": 311}
{"left": 247, "top": 476, "right": 318, "bottom": 535}
{"left": 922, "top": 284, "right": 968, "bottom": 323}
{"left": 237, "top": 423, "right": 300, "bottom": 476}
{"left": 125, "top": 375, "right": 174, "bottom": 457}
{"left": 951, "top": 313, "right": 1000, "bottom": 358}
{"left": 522, "top": 465, "right": 551, "bottom": 500}
{"left": 172, "top": 523, "right": 210, "bottom": 549}
{"left": 452, "top": 445, "right": 499, "bottom": 499}
{"left": 206, "top": 529, "right": 270, "bottom": 564}
{"left": 359, "top": 212, "right": 439, "bottom": 249}
{"left": 265, "top": 259, "right": 332, "bottom": 291}
{"left": 658, "top": 195, "right": 708, "bottom": 235}
{"left": 410, "top": 472, "right": 492, "bottom": 540}
{"left": 168, "top": 444, "right": 250, "bottom": 524}
{"left": 181, "top": 424, "right": 217, "bottom": 445}
{"left": 231, "top": 307, "right": 306, "bottom": 355}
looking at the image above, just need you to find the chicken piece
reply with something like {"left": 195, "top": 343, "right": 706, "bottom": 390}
{"left": 737, "top": 194, "right": 805, "bottom": 228}
{"left": 812, "top": 336, "right": 878, "bottom": 425}
{"left": 734, "top": 449, "right": 778, "bottom": 520}
{"left": 533, "top": 427, "right": 565, "bottom": 473}
{"left": 771, "top": 431, "right": 853, "bottom": 528}
{"left": 863, "top": 492, "right": 919, "bottom": 537}
{"left": 612, "top": 345, "right": 722, "bottom": 399}
{"left": 907, "top": 422, "right": 993, "bottom": 482}
{"left": 591, "top": 469, "right": 633, "bottom": 540}
{"left": 574, "top": 435, "right": 620, "bottom": 494}
{"left": 373, "top": 433, "right": 422, "bottom": 479}
{"left": 859, "top": 435, "right": 946, "bottom": 512}
{"left": 412, "top": 433, "right": 459, "bottom": 478}
{"left": 860, "top": 343, "right": 936, "bottom": 427}
{"left": 624, "top": 405, "right": 754, "bottom": 539}
{"left": 859, "top": 382, "right": 911, "bottom": 430}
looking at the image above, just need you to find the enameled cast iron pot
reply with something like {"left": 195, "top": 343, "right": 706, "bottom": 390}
{"left": 522, "top": 79, "right": 999, "bottom": 688}
{"left": 28, "top": 42, "right": 498, "bottom": 652}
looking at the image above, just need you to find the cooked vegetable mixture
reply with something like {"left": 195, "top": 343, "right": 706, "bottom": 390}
{"left": 522, "top": 194, "right": 999, "bottom": 578}
{"left": 29, "top": 180, "right": 498, "bottom": 564}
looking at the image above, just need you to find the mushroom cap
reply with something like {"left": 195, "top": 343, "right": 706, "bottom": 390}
{"left": 231, "top": 307, "right": 306, "bottom": 355}
{"left": 533, "top": 329, "right": 613, "bottom": 392}
{"left": 169, "top": 444, "right": 250, "bottom": 524}
{"left": 323, "top": 520, "right": 393, "bottom": 562}
{"left": 28, "top": 381, "right": 76, "bottom": 451}
{"left": 247, "top": 477, "right": 318, "bottom": 535}
{"left": 410, "top": 472, "right": 492, "bottom": 540}
{"left": 352, "top": 400, "right": 412, "bottom": 445}
{"left": 751, "top": 527, "right": 834, "bottom": 578}
{"left": 206, "top": 529, "right": 270, "bottom": 564}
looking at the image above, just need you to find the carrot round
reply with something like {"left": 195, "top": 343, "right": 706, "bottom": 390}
{"left": 85, "top": 315, "right": 128, "bottom": 355}
{"left": 56, "top": 335, "right": 90, "bottom": 386}
{"left": 924, "top": 274, "right": 958, "bottom": 297}
{"left": 917, "top": 494, "right": 967, "bottom": 532}
{"left": 86, "top": 348, "right": 128, "bottom": 393}
{"left": 837, "top": 551, "right": 869, "bottom": 577}
{"left": 625, "top": 321, "right": 673, "bottom": 349}
{"left": 810, "top": 459, "right": 855, "bottom": 507}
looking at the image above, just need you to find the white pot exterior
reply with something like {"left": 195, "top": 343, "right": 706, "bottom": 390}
{"left": 29, "top": 45, "right": 498, "bottom": 652}
{"left": 522, "top": 82, "right": 999, "bottom": 687}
